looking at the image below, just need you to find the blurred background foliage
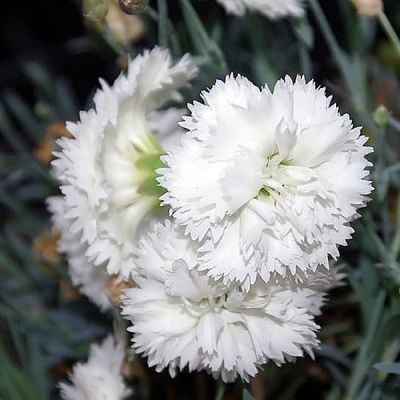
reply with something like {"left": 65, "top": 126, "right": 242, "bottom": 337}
{"left": 0, "top": 0, "right": 400, "bottom": 399}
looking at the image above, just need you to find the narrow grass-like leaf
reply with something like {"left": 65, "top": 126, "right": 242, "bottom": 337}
{"left": 0, "top": 343, "right": 37, "bottom": 400}
{"left": 346, "top": 291, "right": 386, "bottom": 399}
{"left": 374, "top": 362, "right": 400, "bottom": 375}
{"left": 54, "top": 79, "right": 78, "bottom": 121}
{"left": 317, "top": 344, "right": 353, "bottom": 369}
{"left": 23, "top": 63, "right": 55, "bottom": 100}
{"left": 28, "top": 336, "right": 49, "bottom": 400}
{"left": 242, "top": 389, "right": 255, "bottom": 400}
{"left": 147, "top": 7, "right": 182, "bottom": 56}
{"left": 179, "top": 0, "right": 226, "bottom": 72}
{"left": 215, "top": 381, "right": 226, "bottom": 400}
{"left": 3, "top": 91, "right": 44, "bottom": 141}
{"left": 244, "top": 15, "right": 277, "bottom": 87}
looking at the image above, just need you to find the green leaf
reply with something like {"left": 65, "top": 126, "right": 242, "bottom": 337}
{"left": 215, "top": 382, "right": 226, "bottom": 400}
{"left": 179, "top": 0, "right": 226, "bottom": 72}
{"left": 346, "top": 291, "right": 386, "bottom": 399}
{"left": 317, "top": 344, "right": 353, "bottom": 369}
{"left": 0, "top": 343, "right": 37, "bottom": 400}
{"left": 242, "top": 389, "right": 255, "bottom": 400}
{"left": 147, "top": 6, "right": 182, "bottom": 56}
{"left": 0, "top": 102, "right": 30, "bottom": 153}
{"left": 22, "top": 63, "right": 55, "bottom": 101}
{"left": 292, "top": 17, "right": 314, "bottom": 48}
{"left": 0, "top": 103, "right": 55, "bottom": 185}
{"left": 28, "top": 336, "right": 49, "bottom": 400}
{"left": 54, "top": 79, "right": 78, "bottom": 121}
{"left": 374, "top": 362, "right": 400, "bottom": 375}
{"left": 244, "top": 15, "right": 277, "bottom": 88}
{"left": 3, "top": 91, "right": 44, "bottom": 141}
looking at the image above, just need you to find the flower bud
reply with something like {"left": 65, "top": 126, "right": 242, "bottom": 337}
{"left": 373, "top": 105, "right": 391, "bottom": 128}
{"left": 118, "top": 0, "right": 149, "bottom": 15}
{"left": 351, "top": 0, "right": 383, "bottom": 17}
{"left": 106, "top": 0, "right": 145, "bottom": 47}
{"left": 83, "top": 0, "right": 108, "bottom": 21}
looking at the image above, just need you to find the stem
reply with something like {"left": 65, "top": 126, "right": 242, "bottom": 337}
{"left": 308, "top": 0, "right": 346, "bottom": 72}
{"left": 308, "top": 0, "right": 375, "bottom": 128}
{"left": 157, "top": 0, "right": 168, "bottom": 48}
{"left": 378, "top": 11, "right": 400, "bottom": 58}
{"left": 215, "top": 382, "right": 226, "bottom": 400}
{"left": 147, "top": 7, "right": 181, "bottom": 56}
{"left": 299, "top": 43, "right": 312, "bottom": 79}
{"left": 346, "top": 291, "right": 385, "bottom": 399}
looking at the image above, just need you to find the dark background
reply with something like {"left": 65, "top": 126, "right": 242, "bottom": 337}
{"left": 1, "top": 0, "right": 377, "bottom": 106}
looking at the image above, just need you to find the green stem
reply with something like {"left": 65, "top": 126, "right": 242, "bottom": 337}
{"left": 308, "top": 0, "right": 346, "bottom": 72}
{"left": 147, "top": 7, "right": 181, "bottom": 56}
{"left": 346, "top": 291, "right": 385, "bottom": 399}
{"left": 308, "top": 0, "right": 375, "bottom": 129}
{"left": 215, "top": 382, "right": 226, "bottom": 400}
{"left": 378, "top": 11, "right": 400, "bottom": 58}
{"left": 299, "top": 43, "right": 312, "bottom": 79}
{"left": 157, "top": 0, "right": 168, "bottom": 48}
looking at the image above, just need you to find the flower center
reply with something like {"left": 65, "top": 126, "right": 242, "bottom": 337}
{"left": 183, "top": 293, "right": 228, "bottom": 318}
{"left": 256, "top": 118, "right": 300, "bottom": 198}
{"left": 134, "top": 134, "right": 166, "bottom": 200}
{"left": 258, "top": 154, "right": 289, "bottom": 197}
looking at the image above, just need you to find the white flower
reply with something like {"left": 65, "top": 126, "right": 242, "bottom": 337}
{"left": 52, "top": 48, "right": 197, "bottom": 278}
{"left": 159, "top": 75, "right": 372, "bottom": 289}
{"left": 48, "top": 196, "right": 111, "bottom": 311}
{"left": 216, "top": 0, "right": 304, "bottom": 19}
{"left": 122, "top": 221, "right": 342, "bottom": 382}
{"left": 59, "top": 335, "right": 130, "bottom": 400}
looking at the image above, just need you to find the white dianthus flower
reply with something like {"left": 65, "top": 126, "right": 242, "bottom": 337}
{"left": 159, "top": 75, "right": 372, "bottom": 289}
{"left": 47, "top": 196, "right": 111, "bottom": 311}
{"left": 216, "top": 0, "right": 304, "bottom": 19}
{"left": 122, "top": 221, "right": 342, "bottom": 382}
{"left": 59, "top": 335, "right": 130, "bottom": 400}
{"left": 52, "top": 48, "right": 197, "bottom": 278}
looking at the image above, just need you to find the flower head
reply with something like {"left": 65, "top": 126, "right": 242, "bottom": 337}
{"left": 216, "top": 0, "right": 304, "bottom": 19}
{"left": 122, "top": 221, "right": 342, "bottom": 382}
{"left": 52, "top": 48, "right": 197, "bottom": 278}
{"left": 59, "top": 335, "right": 130, "bottom": 400}
{"left": 159, "top": 75, "right": 372, "bottom": 289}
{"left": 48, "top": 196, "right": 111, "bottom": 311}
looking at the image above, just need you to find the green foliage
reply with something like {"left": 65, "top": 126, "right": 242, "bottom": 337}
{"left": 0, "top": 61, "right": 108, "bottom": 399}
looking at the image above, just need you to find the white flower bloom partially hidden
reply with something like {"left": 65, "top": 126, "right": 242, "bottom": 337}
{"left": 122, "top": 221, "right": 343, "bottom": 382}
{"left": 60, "top": 335, "right": 130, "bottom": 400}
{"left": 159, "top": 75, "right": 372, "bottom": 289}
{"left": 216, "top": 0, "right": 304, "bottom": 19}
{"left": 53, "top": 48, "right": 197, "bottom": 278}
{"left": 47, "top": 196, "right": 111, "bottom": 311}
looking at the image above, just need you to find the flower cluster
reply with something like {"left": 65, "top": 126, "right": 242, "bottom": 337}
{"left": 51, "top": 48, "right": 372, "bottom": 387}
